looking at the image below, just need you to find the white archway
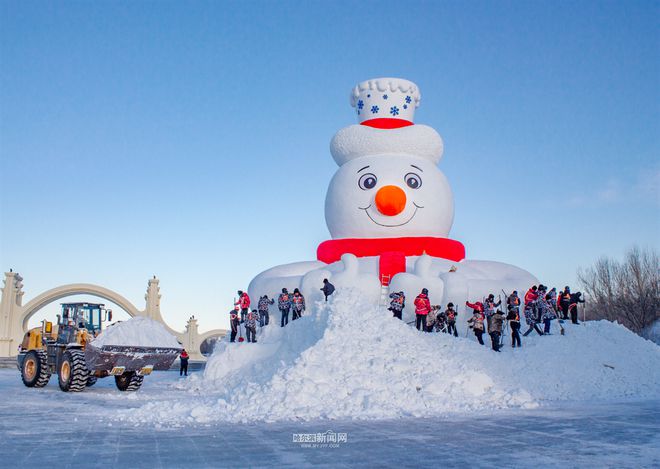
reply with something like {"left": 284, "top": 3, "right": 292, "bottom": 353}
{"left": 20, "top": 283, "right": 140, "bottom": 331}
{"left": 0, "top": 273, "right": 227, "bottom": 360}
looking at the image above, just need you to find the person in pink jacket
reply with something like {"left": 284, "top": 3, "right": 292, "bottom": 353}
{"left": 414, "top": 288, "right": 431, "bottom": 332}
{"left": 235, "top": 290, "right": 251, "bottom": 324}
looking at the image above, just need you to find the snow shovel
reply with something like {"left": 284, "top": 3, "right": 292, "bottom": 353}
{"left": 238, "top": 322, "right": 245, "bottom": 342}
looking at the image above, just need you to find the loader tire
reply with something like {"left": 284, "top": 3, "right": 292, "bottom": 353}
{"left": 115, "top": 372, "right": 144, "bottom": 392}
{"left": 21, "top": 350, "right": 51, "bottom": 388}
{"left": 58, "top": 350, "right": 89, "bottom": 392}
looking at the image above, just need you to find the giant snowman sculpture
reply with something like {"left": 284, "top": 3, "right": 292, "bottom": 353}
{"left": 249, "top": 78, "right": 537, "bottom": 321}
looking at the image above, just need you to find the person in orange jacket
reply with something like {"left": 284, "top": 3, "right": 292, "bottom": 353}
{"left": 414, "top": 288, "right": 431, "bottom": 331}
{"left": 558, "top": 287, "right": 572, "bottom": 320}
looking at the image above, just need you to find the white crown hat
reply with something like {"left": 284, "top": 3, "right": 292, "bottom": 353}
{"left": 350, "top": 78, "right": 421, "bottom": 128}
{"left": 331, "top": 77, "right": 443, "bottom": 166}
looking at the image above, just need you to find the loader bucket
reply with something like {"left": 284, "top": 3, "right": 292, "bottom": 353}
{"left": 85, "top": 344, "right": 182, "bottom": 374}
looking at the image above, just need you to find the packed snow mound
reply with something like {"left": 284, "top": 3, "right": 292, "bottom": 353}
{"left": 118, "top": 290, "right": 660, "bottom": 425}
{"left": 92, "top": 317, "right": 181, "bottom": 348}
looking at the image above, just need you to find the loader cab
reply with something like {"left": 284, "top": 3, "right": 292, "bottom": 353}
{"left": 59, "top": 303, "right": 105, "bottom": 336}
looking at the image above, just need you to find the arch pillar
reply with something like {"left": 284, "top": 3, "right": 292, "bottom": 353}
{"left": 181, "top": 317, "right": 203, "bottom": 360}
{"left": 143, "top": 277, "right": 162, "bottom": 321}
{"left": 0, "top": 272, "right": 25, "bottom": 357}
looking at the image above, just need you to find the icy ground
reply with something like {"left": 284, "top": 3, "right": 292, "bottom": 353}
{"left": 0, "top": 369, "right": 659, "bottom": 468}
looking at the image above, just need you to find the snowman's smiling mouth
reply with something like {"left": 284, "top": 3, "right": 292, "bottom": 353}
{"left": 359, "top": 202, "right": 423, "bottom": 227}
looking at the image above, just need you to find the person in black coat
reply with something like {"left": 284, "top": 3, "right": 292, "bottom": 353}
{"left": 569, "top": 291, "right": 585, "bottom": 324}
{"left": 321, "top": 279, "right": 335, "bottom": 301}
{"left": 507, "top": 305, "right": 522, "bottom": 348}
{"left": 229, "top": 307, "right": 240, "bottom": 342}
{"left": 559, "top": 287, "right": 572, "bottom": 320}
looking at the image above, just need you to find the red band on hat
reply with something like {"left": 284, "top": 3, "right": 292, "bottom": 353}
{"left": 361, "top": 118, "right": 414, "bottom": 129}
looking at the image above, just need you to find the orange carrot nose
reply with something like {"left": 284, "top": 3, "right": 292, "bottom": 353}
{"left": 375, "top": 185, "right": 407, "bottom": 216}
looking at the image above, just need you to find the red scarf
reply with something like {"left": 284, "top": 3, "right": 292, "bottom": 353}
{"left": 317, "top": 237, "right": 465, "bottom": 284}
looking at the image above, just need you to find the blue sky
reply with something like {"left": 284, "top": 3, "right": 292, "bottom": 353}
{"left": 1, "top": 1, "right": 658, "bottom": 331}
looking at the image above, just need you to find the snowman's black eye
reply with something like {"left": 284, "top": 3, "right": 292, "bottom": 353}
{"left": 405, "top": 173, "right": 422, "bottom": 189}
{"left": 358, "top": 173, "right": 377, "bottom": 190}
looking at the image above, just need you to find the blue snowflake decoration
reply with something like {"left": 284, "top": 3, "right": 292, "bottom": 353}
{"left": 390, "top": 106, "right": 399, "bottom": 116}
{"left": 403, "top": 104, "right": 408, "bottom": 110}
{"left": 383, "top": 94, "right": 388, "bottom": 100}
{"left": 371, "top": 105, "right": 379, "bottom": 114}
{"left": 367, "top": 94, "right": 371, "bottom": 98}
{"left": 357, "top": 99, "right": 364, "bottom": 110}
{"left": 405, "top": 95, "right": 412, "bottom": 104}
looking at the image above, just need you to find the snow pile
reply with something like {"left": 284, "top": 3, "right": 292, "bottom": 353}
{"left": 117, "top": 290, "right": 659, "bottom": 425}
{"left": 92, "top": 317, "right": 181, "bottom": 348}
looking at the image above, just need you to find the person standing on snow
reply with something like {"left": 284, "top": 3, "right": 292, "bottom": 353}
{"left": 523, "top": 285, "right": 544, "bottom": 336}
{"left": 414, "top": 288, "right": 432, "bottom": 331}
{"left": 541, "top": 292, "right": 557, "bottom": 334}
{"left": 483, "top": 294, "right": 501, "bottom": 329}
{"left": 507, "top": 305, "right": 522, "bottom": 348}
{"left": 229, "top": 306, "right": 241, "bottom": 342}
{"left": 320, "top": 279, "right": 335, "bottom": 301}
{"left": 236, "top": 290, "right": 251, "bottom": 324}
{"left": 257, "top": 295, "right": 274, "bottom": 327}
{"left": 388, "top": 291, "right": 405, "bottom": 320}
{"left": 569, "top": 291, "right": 585, "bottom": 324}
{"left": 291, "top": 288, "right": 306, "bottom": 320}
{"left": 559, "top": 287, "right": 572, "bottom": 320}
{"left": 547, "top": 287, "right": 558, "bottom": 315}
{"left": 488, "top": 309, "right": 505, "bottom": 352}
{"left": 278, "top": 288, "right": 292, "bottom": 327}
{"left": 466, "top": 301, "right": 486, "bottom": 345}
{"left": 445, "top": 303, "right": 458, "bottom": 337}
{"left": 245, "top": 309, "right": 259, "bottom": 343}
{"left": 179, "top": 349, "right": 189, "bottom": 376}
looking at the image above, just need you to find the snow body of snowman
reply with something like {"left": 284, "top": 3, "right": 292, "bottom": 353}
{"left": 249, "top": 78, "right": 537, "bottom": 322}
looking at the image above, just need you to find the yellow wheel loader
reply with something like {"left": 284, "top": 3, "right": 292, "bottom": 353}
{"left": 17, "top": 303, "right": 181, "bottom": 392}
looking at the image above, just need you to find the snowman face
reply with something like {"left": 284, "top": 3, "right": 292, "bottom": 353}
{"left": 325, "top": 154, "right": 454, "bottom": 239}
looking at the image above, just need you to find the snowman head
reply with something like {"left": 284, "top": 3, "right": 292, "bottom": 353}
{"left": 325, "top": 78, "right": 454, "bottom": 239}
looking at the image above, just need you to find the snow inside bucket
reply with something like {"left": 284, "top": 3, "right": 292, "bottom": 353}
{"left": 92, "top": 316, "right": 181, "bottom": 348}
